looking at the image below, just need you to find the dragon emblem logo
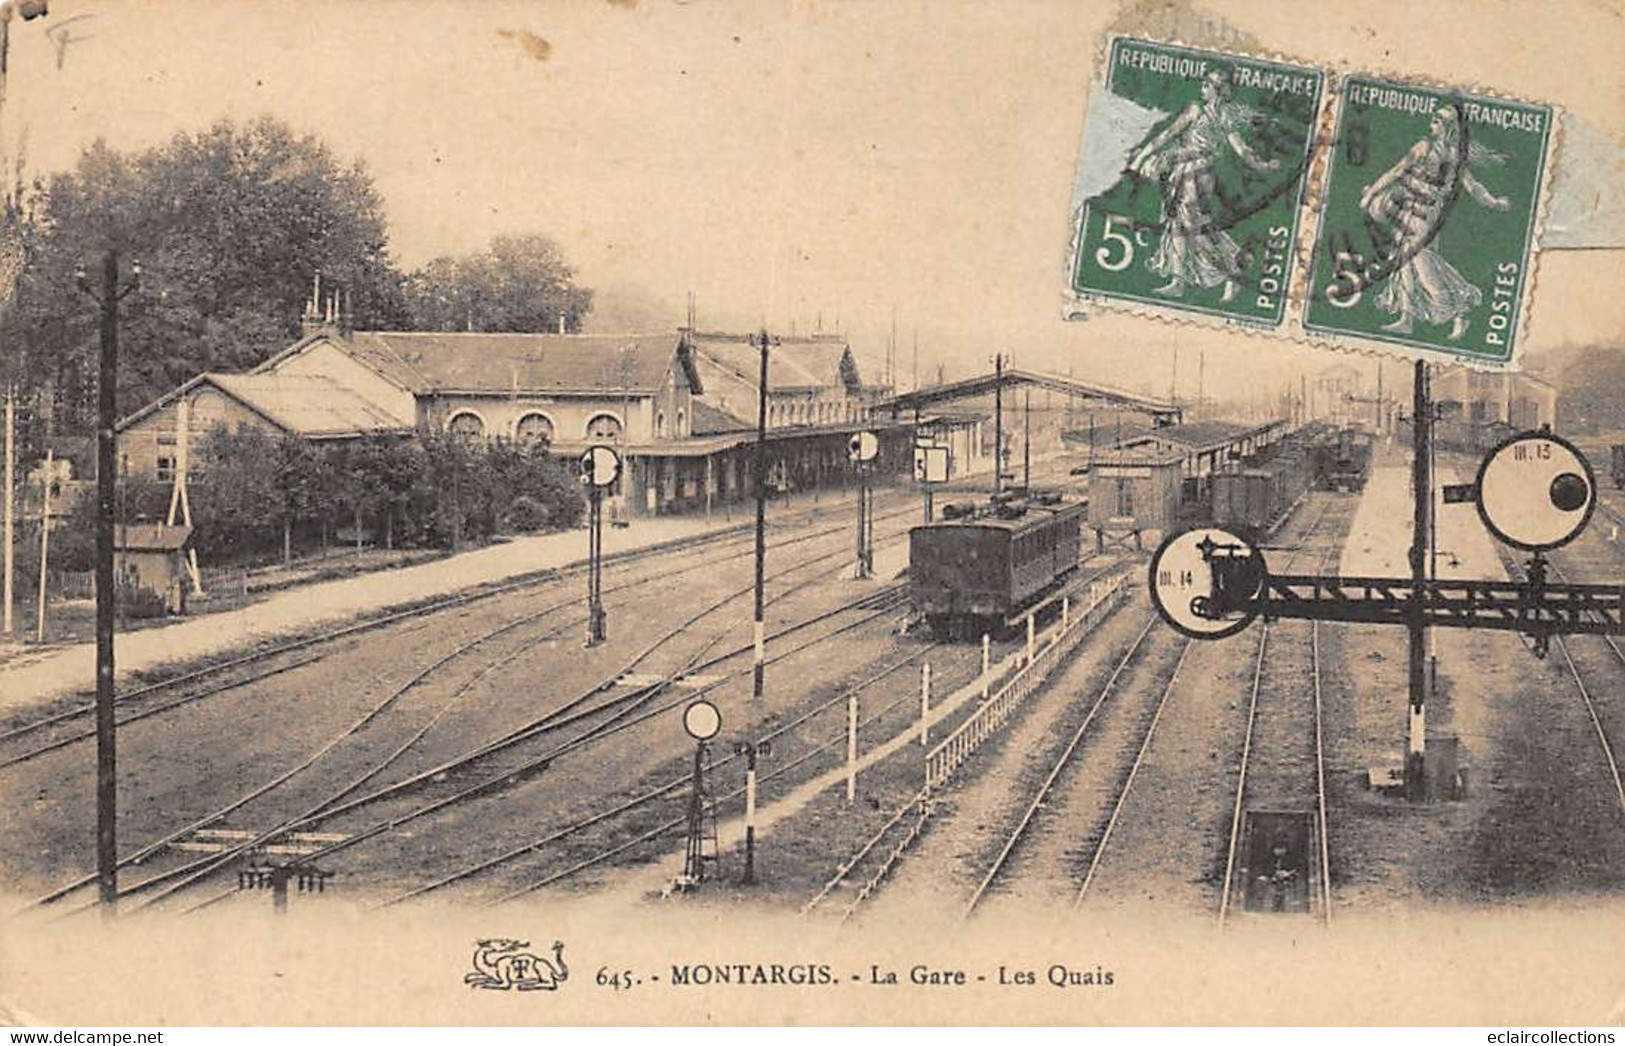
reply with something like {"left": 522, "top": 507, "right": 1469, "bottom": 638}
{"left": 463, "top": 938, "right": 569, "bottom": 992}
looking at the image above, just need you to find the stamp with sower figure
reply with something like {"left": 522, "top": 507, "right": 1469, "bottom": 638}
{"left": 1068, "top": 38, "right": 1324, "bottom": 328}
{"left": 1304, "top": 77, "right": 1553, "bottom": 364}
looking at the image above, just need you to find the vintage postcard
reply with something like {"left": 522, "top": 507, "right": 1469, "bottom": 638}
{"left": 0, "top": 0, "right": 1621, "bottom": 1032}
{"left": 1303, "top": 77, "right": 1555, "bottom": 365}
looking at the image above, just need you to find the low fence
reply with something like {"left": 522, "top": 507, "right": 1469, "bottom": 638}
{"left": 925, "top": 570, "right": 1131, "bottom": 792}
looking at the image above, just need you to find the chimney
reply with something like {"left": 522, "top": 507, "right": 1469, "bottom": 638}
{"left": 300, "top": 271, "right": 324, "bottom": 336}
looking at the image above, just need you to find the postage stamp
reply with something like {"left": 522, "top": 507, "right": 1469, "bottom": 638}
{"left": 1067, "top": 37, "right": 1325, "bottom": 328}
{"left": 1303, "top": 76, "right": 1555, "bottom": 364}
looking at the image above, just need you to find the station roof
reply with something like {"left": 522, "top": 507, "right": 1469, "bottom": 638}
{"left": 115, "top": 523, "right": 193, "bottom": 551}
{"left": 878, "top": 367, "right": 1182, "bottom": 422}
{"left": 581, "top": 417, "right": 914, "bottom": 458}
{"left": 1152, "top": 420, "right": 1267, "bottom": 451}
{"left": 688, "top": 331, "right": 861, "bottom": 393}
{"left": 116, "top": 372, "right": 415, "bottom": 437}
{"left": 689, "top": 399, "right": 755, "bottom": 436}
{"left": 1062, "top": 420, "right": 1158, "bottom": 448}
{"left": 1086, "top": 445, "right": 1188, "bottom": 467}
{"left": 339, "top": 331, "right": 702, "bottom": 396}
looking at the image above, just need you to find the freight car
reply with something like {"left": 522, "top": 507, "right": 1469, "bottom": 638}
{"left": 1613, "top": 444, "right": 1624, "bottom": 490}
{"left": 1308, "top": 427, "right": 1372, "bottom": 492}
{"left": 909, "top": 491, "right": 1087, "bottom": 639}
{"left": 1210, "top": 452, "right": 1309, "bottom": 543}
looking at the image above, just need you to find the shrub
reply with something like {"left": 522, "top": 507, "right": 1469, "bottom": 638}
{"left": 503, "top": 495, "right": 553, "bottom": 532}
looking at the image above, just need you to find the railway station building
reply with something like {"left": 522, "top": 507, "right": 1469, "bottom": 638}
{"left": 116, "top": 322, "right": 919, "bottom": 520}
{"left": 1431, "top": 367, "right": 1557, "bottom": 431}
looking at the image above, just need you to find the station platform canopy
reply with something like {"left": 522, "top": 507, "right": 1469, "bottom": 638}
{"left": 878, "top": 367, "right": 1182, "bottom": 425}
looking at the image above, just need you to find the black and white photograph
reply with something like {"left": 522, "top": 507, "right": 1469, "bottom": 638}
{"left": 0, "top": 0, "right": 1621, "bottom": 1029}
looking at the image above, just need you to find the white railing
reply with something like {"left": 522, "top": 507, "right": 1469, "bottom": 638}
{"left": 925, "top": 571, "right": 1131, "bottom": 792}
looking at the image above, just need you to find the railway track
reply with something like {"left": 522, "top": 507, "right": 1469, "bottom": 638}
{"left": 443, "top": 630, "right": 982, "bottom": 909}
{"left": 1216, "top": 497, "right": 1350, "bottom": 927}
{"left": 167, "top": 584, "right": 922, "bottom": 914}
{"left": 22, "top": 511, "right": 921, "bottom": 918}
{"left": 951, "top": 495, "right": 1349, "bottom": 923}
{"left": 961, "top": 612, "right": 1186, "bottom": 918}
{"left": 0, "top": 496, "right": 925, "bottom": 771}
{"left": 804, "top": 561, "right": 1130, "bottom": 923}
{"left": 1497, "top": 548, "right": 1625, "bottom": 818}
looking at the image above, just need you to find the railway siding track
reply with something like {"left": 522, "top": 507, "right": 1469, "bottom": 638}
{"left": 112, "top": 573, "right": 911, "bottom": 917}
{"left": 805, "top": 568, "right": 1135, "bottom": 923}
{"left": 1216, "top": 499, "right": 1351, "bottom": 926}
{"left": 20, "top": 510, "right": 919, "bottom": 918}
{"left": 0, "top": 498, "right": 925, "bottom": 770}
{"left": 961, "top": 618, "right": 1187, "bottom": 919}
{"left": 1499, "top": 548, "right": 1625, "bottom": 818}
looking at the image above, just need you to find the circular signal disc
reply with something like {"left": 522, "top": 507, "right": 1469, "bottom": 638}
{"left": 582, "top": 444, "right": 623, "bottom": 488}
{"left": 1475, "top": 431, "right": 1596, "bottom": 552}
{"left": 1147, "top": 527, "right": 1265, "bottom": 640}
{"left": 682, "top": 699, "right": 722, "bottom": 742}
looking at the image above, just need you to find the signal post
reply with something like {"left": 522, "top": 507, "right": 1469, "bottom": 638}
{"left": 580, "top": 445, "right": 621, "bottom": 648}
{"left": 1149, "top": 427, "right": 1622, "bottom": 803}
{"left": 849, "top": 431, "right": 878, "bottom": 579}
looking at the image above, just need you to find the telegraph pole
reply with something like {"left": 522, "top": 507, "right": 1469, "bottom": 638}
{"left": 992, "top": 353, "right": 1004, "bottom": 496}
{"left": 1407, "top": 360, "right": 1431, "bottom": 801}
{"left": 1023, "top": 387, "right": 1032, "bottom": 491}
{"left": 79, "top": 250, "right": 138, "bottom": 911}
{"left": 752, "top": 329, "right": 771, "bottom": 702}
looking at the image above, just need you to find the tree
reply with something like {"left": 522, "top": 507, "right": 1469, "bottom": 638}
{"left": 2, "top": 118, "right": 409, "bottom": 437}
{"left": 402, "top": 233, "right": 593, "bottom": 334}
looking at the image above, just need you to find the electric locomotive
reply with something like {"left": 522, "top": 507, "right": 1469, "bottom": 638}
{"left": 908, "top": 490, "right": 1086, "bottom": 639}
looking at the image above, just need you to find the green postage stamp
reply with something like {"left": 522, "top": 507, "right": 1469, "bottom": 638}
{"left": 1068, "top": 38, "right": 1325, "bottom": 328}
{"left": 1067, "top": 38, "right": 1556, "bottom": 366}
{"left": 1303, "top": 78, "right": 1554, "bottom": 364}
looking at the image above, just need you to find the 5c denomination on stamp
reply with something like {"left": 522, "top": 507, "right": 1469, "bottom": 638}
{"left": 1304, "top": 76, "right": 1554, "bottom": 364}
{"left": 1069, "top": 37, "right": 1324, "bottom": 328}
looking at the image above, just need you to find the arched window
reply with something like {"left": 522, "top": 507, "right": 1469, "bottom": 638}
{"left": 514, "top": 412, "right": 554, "bottom": 449}
{"left": 656, "top": 411, "right": 667, "bottom": 439}
{"left": 448, "top": 411, "right": 486, "bottom": 445}
{"left": 676, "top": 409, "right": 686, "bottom": 437}
{"left": 586, "top": 413, "right": 623, "bottom": 441}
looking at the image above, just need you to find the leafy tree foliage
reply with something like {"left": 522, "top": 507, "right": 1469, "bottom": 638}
{"left": 85, "top": 426, "right": 588, "bottom": 567}
{"left": 402, "top": 233, "right": 593, "bottom": 334}
{"left": 2, "top": 118, "right": 409, "bottom": 432}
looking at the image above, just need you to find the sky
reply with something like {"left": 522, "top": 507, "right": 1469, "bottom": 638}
{"left": 3, "top": 0, "right": 1622, "bottom": 406}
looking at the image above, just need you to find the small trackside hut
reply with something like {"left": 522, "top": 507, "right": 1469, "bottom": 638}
{"left": 113, "top": 523, "right": 194, "bottom": 615}
{"left": 1086, "top": 446, "right": 1185, "bottom": 552}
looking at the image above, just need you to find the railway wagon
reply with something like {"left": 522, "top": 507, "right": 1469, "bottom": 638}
{"left": 909, "top": 492, "right": 1086, "bottom": 638}
{"left": 1308, "top": 427, "right": 1372, "bottom": 492}
{"left": 1613, "top": 444, "right": 1624, "bottom": 490}
{"left": 1211, "top": 453, "right": 1308, "bottom": 541}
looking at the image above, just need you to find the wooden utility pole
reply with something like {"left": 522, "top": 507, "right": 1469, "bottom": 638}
{"left": 90, "top": 251, "right": 132, "bottom": 910}
{"left": 1023, "top": 387, "right": 1032, "bottom": 490}
{"left": 75, "top": 251, "right": 139, "bottom": 912}
{"left": 752, "top": 329, "right": 771, "bottom": 702}
{"left": 1407, "top": 360, "right": 1431, "bottom": 801}
{"left": 35, "top": 448, "right": 51, "bottom": 642}
{"left": 993, "top": 353, "right": 1004, "bottom": 496}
